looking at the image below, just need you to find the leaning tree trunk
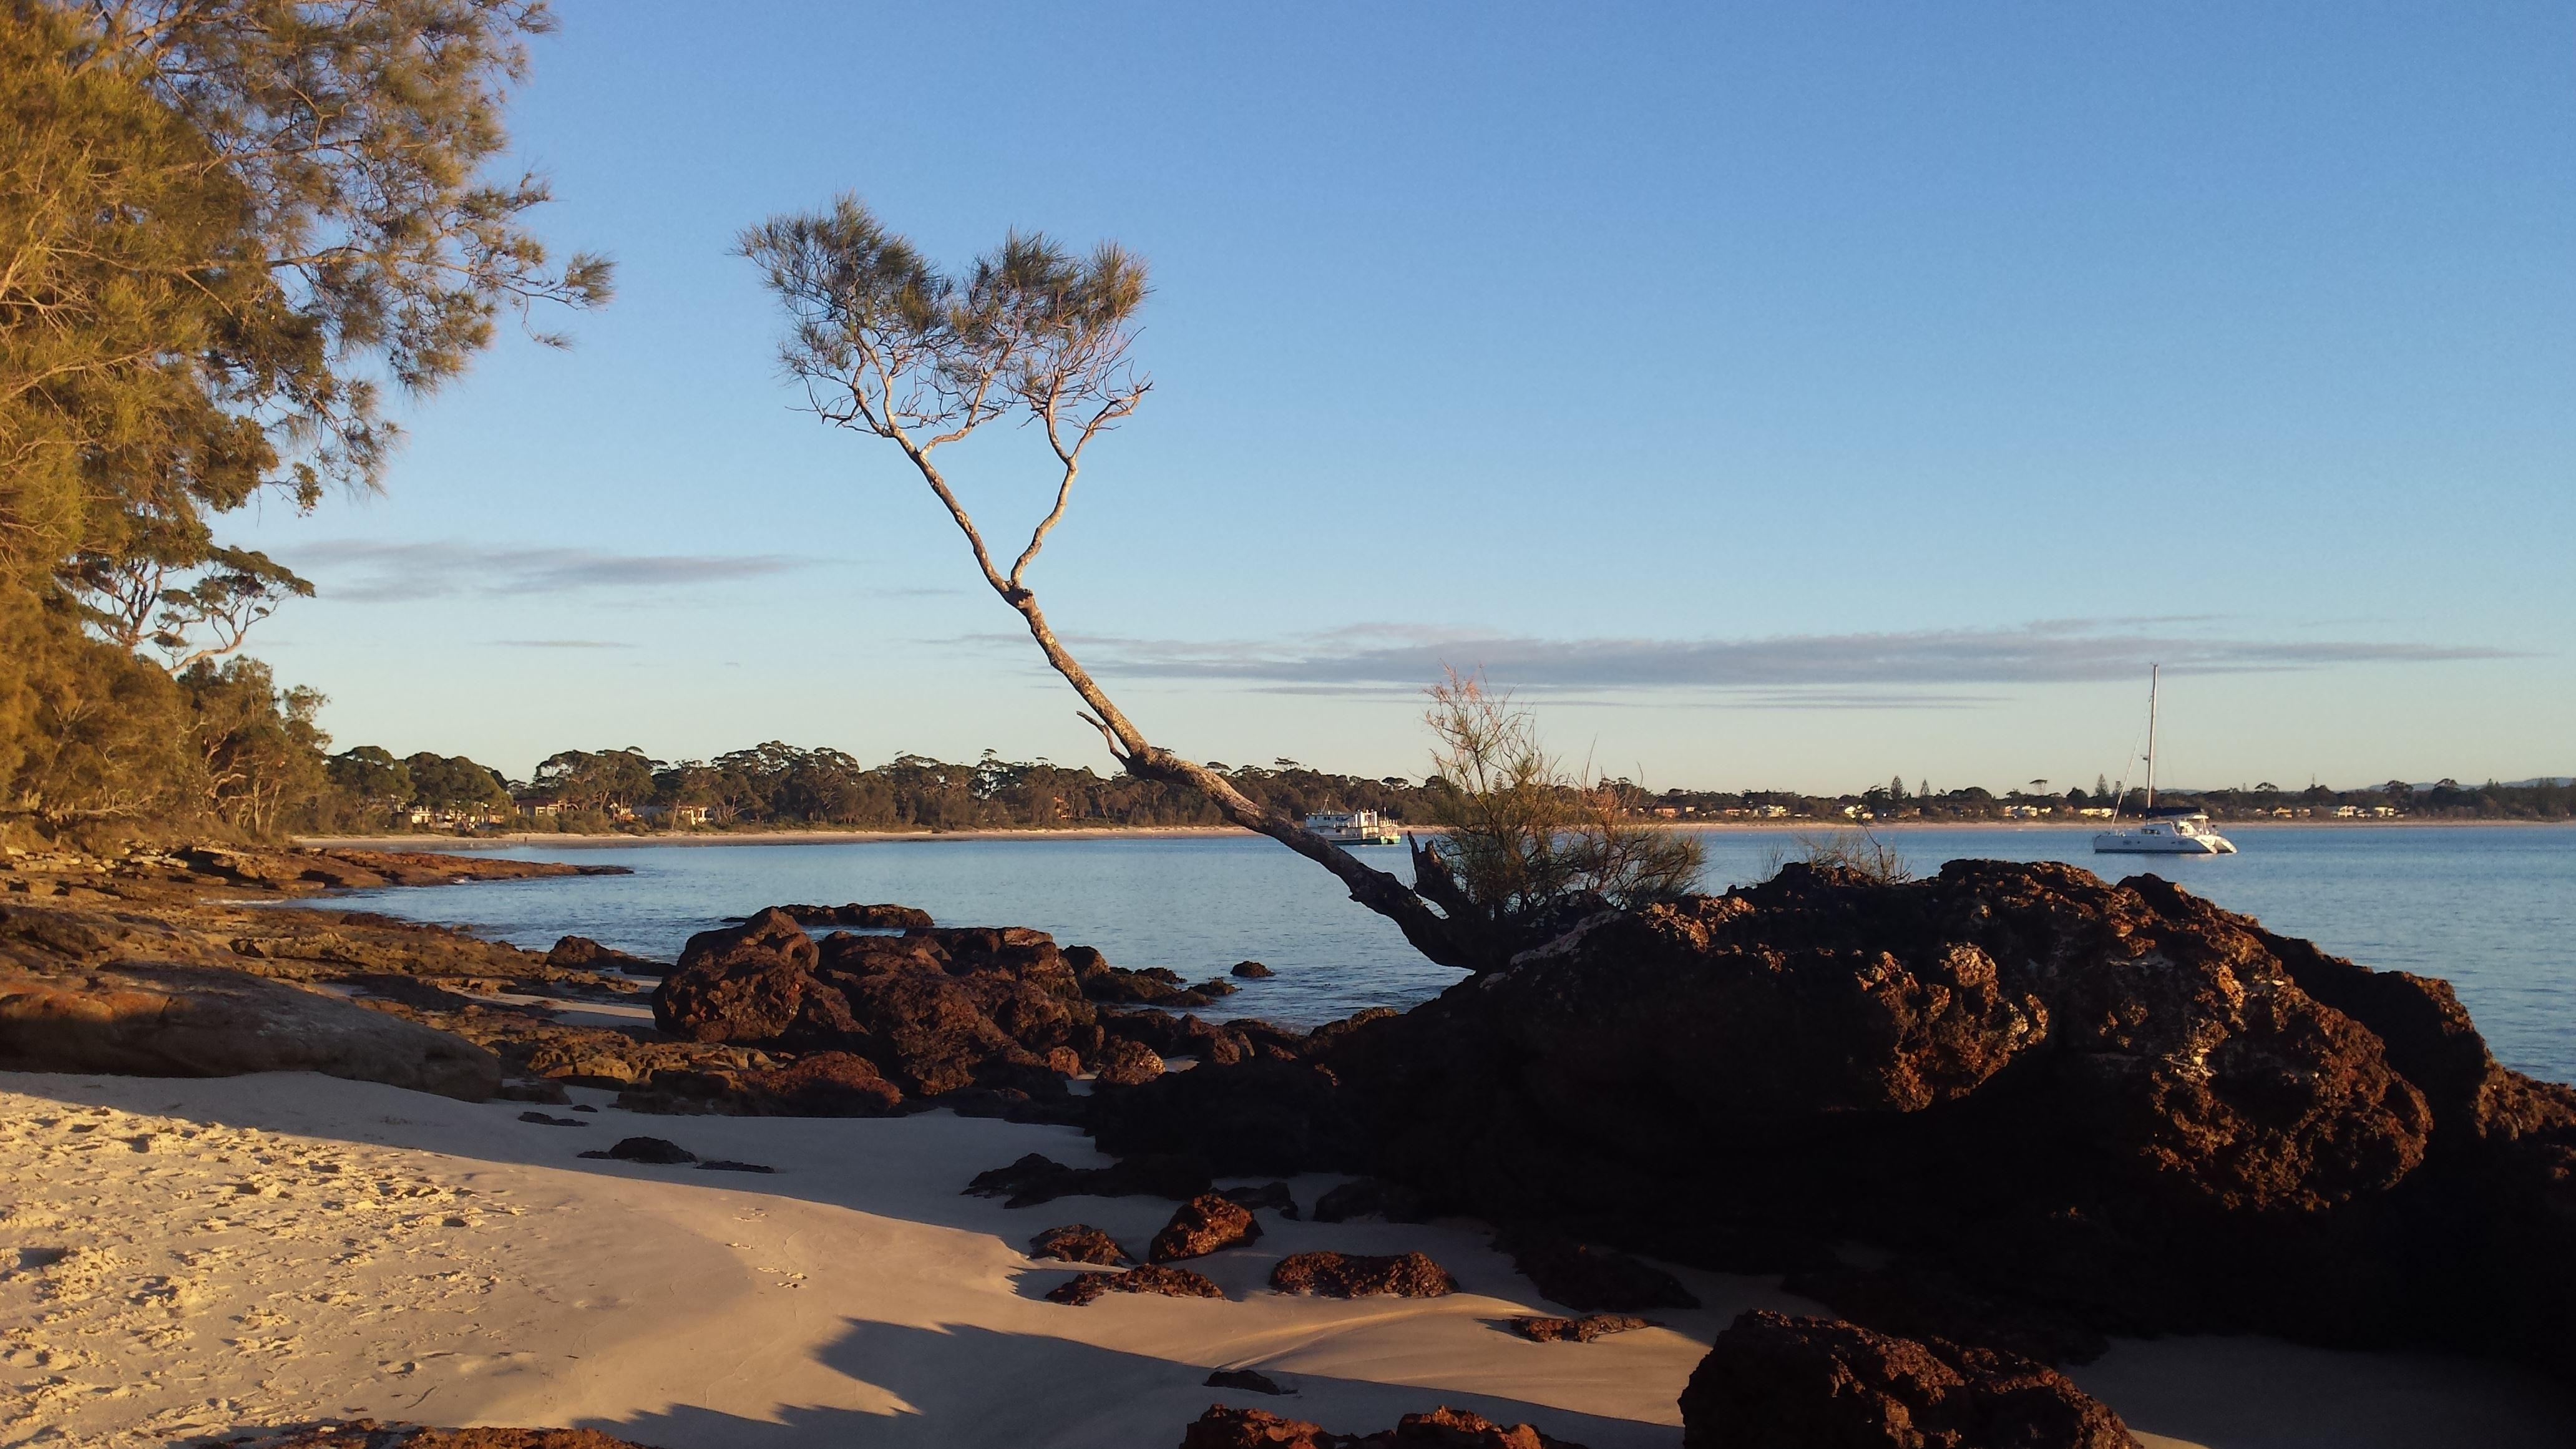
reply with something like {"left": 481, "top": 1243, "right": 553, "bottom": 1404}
{"left": 1000, "top": 583, "right": 1488, "bottom": 971}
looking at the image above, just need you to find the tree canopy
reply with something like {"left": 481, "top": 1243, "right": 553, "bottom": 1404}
{"left": 1, "top": 0, "right": 602, "bottom": 830}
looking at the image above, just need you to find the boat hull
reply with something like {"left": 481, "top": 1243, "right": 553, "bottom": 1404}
{"left": 2093, "top": 832, "right": 2236, "bottom": 855}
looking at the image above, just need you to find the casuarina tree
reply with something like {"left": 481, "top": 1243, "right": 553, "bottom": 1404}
{"left": 741, "top": 197, "right": 1689, "bottom": 971}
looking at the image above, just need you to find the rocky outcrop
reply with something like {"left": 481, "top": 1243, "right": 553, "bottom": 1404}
{"left": 653, "top": 912, "right": 1115, "bottom": 1094}
{"left": 778, "top": 902, "right": 934, "bottom": 929}
{"left": 1181, "top": 1405, "right": 1589, "bottom": 1449}
{"left": 1044, "top": 1263, "right": 1224, "bottom": 1305}
{"left": 1095, "top": 1035, "right": 1167, "bottom": 1086}
{"left": 1677, "top": 1310, "right": 2140, "bottom": 1449}
{"left": 1087, "top": 861, "right": 2576, "bottom": 1371}
{"left": 0, "top": 964, "right": 500, "bottom": 1100}
{"left": 1269, "top": 1251, "right": 1456, "bottom": 1299}
{"left": 1232, "top": 960, "right": 1274, "bottom": 978}
{"left": 1149, "top": 1194, "right": 1263, "bottom": 1262}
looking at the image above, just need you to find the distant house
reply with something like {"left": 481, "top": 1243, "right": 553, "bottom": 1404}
{"left": 2076, "top": 807, "right": 2115, "bottom": 819}
{"left": 515, "top": 796, "right": 563, "bottom": 818}
{"left": 638, "top": 803, "right": 711, "bottom": 827}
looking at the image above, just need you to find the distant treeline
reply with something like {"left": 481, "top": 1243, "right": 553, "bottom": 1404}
{"left": 319, "top": 745, "right": 2576, "bottom": 835}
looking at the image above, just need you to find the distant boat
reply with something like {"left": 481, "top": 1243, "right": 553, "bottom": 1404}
{"left": 2094, "top": 665, "right": 2237, "bottom": 856}
{"left": 1306, "top": 809, "right": 1402, "bottom": 846}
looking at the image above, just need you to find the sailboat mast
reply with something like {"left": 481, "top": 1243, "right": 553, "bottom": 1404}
{"left": 2145, "top": 663, "right": 2159, "bottom": 812}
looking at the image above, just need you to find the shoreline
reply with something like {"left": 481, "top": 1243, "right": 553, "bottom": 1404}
{"left": 295, "top": 816, "right": 2575, "bottom": 851}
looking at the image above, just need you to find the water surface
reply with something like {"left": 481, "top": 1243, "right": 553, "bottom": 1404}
{"left": 307, "top": 826, "right": 2576, "bottom": 1084}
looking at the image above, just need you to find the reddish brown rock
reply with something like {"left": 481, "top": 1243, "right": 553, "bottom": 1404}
{"left": 1030, "top": 1224, "right": 1130, "bottom": 1265}
{"left": 1095, "top": 1035, "right": 1167, "bottom": 1086}
{"left": 1149, "top": 1193, "right": 1264, "bottom": 1262}
{"left": 1510, "top": 1314, "right": 1654, "bottom": 1344}
{"left": 652, "top": 908, "right": 815, "bottom": 1043}
{"left": 1678, "top": 1310, "right": 2140, "bottom": 1449}
{"left": 1269, "top": 1251, "right": 1456, "bottom": 1299}
{"left": 1044, "top": 1262, "right": 1224, "bottom": 1305}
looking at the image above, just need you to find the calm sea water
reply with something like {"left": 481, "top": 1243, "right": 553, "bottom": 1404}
{"left": 302, "top": 826, "right": 2576, "bottom": 1085}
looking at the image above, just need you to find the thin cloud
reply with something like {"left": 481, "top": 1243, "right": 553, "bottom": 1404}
{"left": 1015, "top": 620, "right": 2514, "bottom": 700}
{"left": 291, "top": 540, "right": 806, "bottom": 602}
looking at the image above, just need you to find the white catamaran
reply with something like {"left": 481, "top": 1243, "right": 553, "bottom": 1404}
{"left": 2092, "top": 665, "right": 2237, "bottom": 856}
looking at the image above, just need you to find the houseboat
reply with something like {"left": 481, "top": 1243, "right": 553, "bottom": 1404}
{"left": 1305, "top": 809, "right": 1402, "bottom": 846}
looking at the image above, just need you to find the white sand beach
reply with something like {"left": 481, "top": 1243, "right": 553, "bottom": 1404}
{"left": 2, "top": 1071, "right": 2567, "bottom": 1449}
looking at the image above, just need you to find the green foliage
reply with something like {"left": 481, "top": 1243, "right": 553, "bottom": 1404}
{"left": 1417, "top": 670, "right": 1705, "bottom": 938}
{"left": 0, "top": 0, "right": 600, "bottom": 838}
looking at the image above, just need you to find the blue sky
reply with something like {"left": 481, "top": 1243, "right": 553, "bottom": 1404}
{"left": 233, "top": 1, "right": 2574, "bottom": 792}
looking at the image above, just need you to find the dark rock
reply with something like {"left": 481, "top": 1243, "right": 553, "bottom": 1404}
{"left": 1029, "top": 1224, "right": 1131, "bottom": 1265}
{"left": 1044, "top": 1262, "right": 1224, "bottom": 1305}
{"left": 696, "top": 1159, "right": 775, "bottom": 1174}
{"left": 1090, "top": 1056, "right": 1362, "bottom": 1178}
{"left": 1500, "top": 1233, "right": 1699, "bottom": 1312}
{"left": 545, "top": 935, "right": 666, "bottom": 975}
{"left": 1269, "top": 1251, "right": 1457, "bottom": 1299}
{"left": 778, "top": 902, "right": 934, "bottom": 930}
{"left": 1149, "top": 1193, "right": 1263, "bottom": 1262}
{"left": 1221, "top": 1181, "right": 1301, "bottom": 1220}
{"left": 1510, "top": 1314, "right": 1655, "bottom": 1344}
{"left": 1677, "top": 1309, "right": 2141, "bottom": 1449}
{"left": 314, "top": 849, "right": 632, "bottom": 887}
{"left": 571, "top": 1103, "right": 597, "bottom": 1112}
{"left": 1193, "top": 978, "right": 1241, "bottom": 998}
{"left": 1094, "top": 1036, "right": 1166, "bottom": 1086}
{"left": 652, "top": 908, "right": 816, "bottom": 1043}
{"left": 1084, "top": 859, "right": 2576, "bottom": 1372}
{"left": 1180, "top": 1404, "right": 1590, "bottom": 1449}
{"left": 516, "top": 1111, "right": 587, "bottom": 1127}
{"left": 494, "top": 1079, "right": 572, "bottom": 1104}
{"left": 1232, "top": 960, "right": 1274, "bottom": 978}
{"left": 1204, "top": 1367, "right": 1292, "bottom": 1395}
{"left": 580, "top": 1136, "right": 697, "bottom": 1165}
{"left": 965, "top": 1151, "right": 1215, "bottom": 1209}
{"left": 1314, "top": 1178, "right": 1430, "bottom": 1224}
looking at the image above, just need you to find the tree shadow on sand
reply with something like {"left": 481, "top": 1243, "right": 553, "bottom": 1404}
{"left": 585, "top": 1317, "right": 1672, "bottom": 1449}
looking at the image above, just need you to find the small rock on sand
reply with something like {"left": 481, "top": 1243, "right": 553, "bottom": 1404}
{"left": 1045, "top": 1263, "right": 1224, "bottom": 1306}
{"left": 1511, "top": 1314, "right": 1656, "bottom": 1343}
{"left": 1149, "top": 1194, "right": 1262, "bottom": 1262}
{"left": 1030, "top": 1224, "right": 1131, "bottom": 1265}
{"left": 1269, "top": 1251, "right": 1457, "bottom": 1299}
{"left": 1204, "top": 1367, "right": 1292, "bottom": 1395}
{"left": 580, "top": 1136, "right": 696, "bottom": 1164}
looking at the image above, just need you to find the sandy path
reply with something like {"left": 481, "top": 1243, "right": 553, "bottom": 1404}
{"left": 1, "top": 1070, "right": 2566, "bottom": 1448}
